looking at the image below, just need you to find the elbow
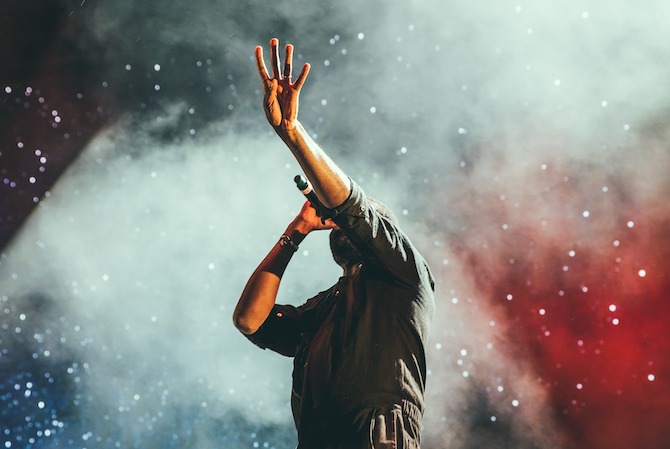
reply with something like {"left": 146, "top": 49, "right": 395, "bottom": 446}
{"left": 232, "top": 311, "right": 260, "bottom": 335}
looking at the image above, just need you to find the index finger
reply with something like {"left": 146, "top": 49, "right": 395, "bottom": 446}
{"left": 255, "top": 46, "right": 270, "bottom": 82}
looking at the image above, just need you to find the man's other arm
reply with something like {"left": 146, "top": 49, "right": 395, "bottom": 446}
{"left": 233, "top": 202, "right": 334, "bottom": 334}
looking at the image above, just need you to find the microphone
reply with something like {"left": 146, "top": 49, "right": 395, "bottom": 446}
{"left": 294, "top": 175, "right": 330, "bottom": 223}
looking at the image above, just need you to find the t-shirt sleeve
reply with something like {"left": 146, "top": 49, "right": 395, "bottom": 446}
{"left": 327, "top": 180, "right": 434, "bottom": 290}
{"left": 243, "top": 304, "right": 304, "bottom": 357}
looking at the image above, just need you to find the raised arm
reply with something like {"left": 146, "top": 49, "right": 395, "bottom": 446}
{"left": 255, "top": 38, "right": 351, "bottom": 208}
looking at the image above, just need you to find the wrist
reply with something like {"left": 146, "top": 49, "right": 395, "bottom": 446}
{"left": 278, "top": 234, "right": 300, "bottom": 252}
{"left": 285, "top": 220, "right": 309, "bottom": 242}
{"left": 277, "top": 120, "right": 305, "bottom": 144}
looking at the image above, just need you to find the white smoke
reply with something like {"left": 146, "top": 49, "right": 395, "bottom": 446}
{"left": 2, "top": 0, "right": 669, "bottom": 447}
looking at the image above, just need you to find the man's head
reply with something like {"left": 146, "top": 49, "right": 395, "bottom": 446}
{"left": 329, "top": 197, "right": 398, "bottom": 269}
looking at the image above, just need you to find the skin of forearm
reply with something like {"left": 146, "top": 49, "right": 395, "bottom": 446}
{"left": 233, "top": 220, "right": 308, "bottom": 335}
{"left": 277, "top": 121, "right": 351, "bottom": 209}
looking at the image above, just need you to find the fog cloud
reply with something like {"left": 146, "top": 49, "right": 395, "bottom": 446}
{"left": 2, "top": 0, "right": 669, "bottom": 447}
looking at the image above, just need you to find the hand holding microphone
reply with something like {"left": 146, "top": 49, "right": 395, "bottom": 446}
{"left": 294, "top": 175, "right": 331, "bottom": 224}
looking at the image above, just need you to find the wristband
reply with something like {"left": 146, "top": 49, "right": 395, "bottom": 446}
{"left": 279, "top": 234, "right": 299, "bottom": 252}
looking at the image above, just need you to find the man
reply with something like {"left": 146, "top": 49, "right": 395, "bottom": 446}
{"left": 233, "top": 38, "right": 435, "bottom": 448}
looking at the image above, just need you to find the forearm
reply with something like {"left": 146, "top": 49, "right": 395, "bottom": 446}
{"left": 233, "top": 223, "right": 307, "bottom": 334}
{"left": 278, "top": 121, "right": 351, "bottom": 209}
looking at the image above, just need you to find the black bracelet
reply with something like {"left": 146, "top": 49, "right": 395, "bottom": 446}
{"left": 279, "top": 234, "right": 299, "bottom": 252}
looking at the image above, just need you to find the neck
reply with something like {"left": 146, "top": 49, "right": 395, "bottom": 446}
{"left": 342, "top": 263, "right": 362, "bottom": 277}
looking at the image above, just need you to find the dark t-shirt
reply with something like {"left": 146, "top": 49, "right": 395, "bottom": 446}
{"left": 245, "top": 181, "right": 435, "bottom": 442}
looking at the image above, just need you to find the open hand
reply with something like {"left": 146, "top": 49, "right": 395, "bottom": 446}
{"left": 255, "top": 38, "right": 310, "bottom": 131}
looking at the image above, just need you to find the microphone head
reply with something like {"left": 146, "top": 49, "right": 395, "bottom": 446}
{"left": 294, "top": 175, "right": 309, "bottom": 190}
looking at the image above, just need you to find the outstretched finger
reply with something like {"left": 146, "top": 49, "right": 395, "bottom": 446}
{"left": 283, "top": 44, "right": 294, "bottom": 80}
{"left": 254, "top": 46, "right": 270, "bottom": 82}
{"left": 293, "top": 63, "right": 311, "bottom": 91}
{"left": 270, "top": 38, "right": 281, "bottom": 80}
